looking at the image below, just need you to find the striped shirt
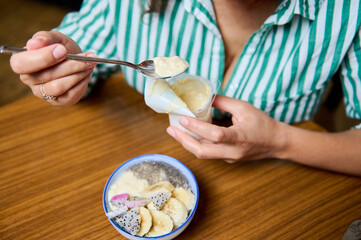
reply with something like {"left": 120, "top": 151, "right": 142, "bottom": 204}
{"left": 56, "top": 0, "right": 361, "bottom": 129}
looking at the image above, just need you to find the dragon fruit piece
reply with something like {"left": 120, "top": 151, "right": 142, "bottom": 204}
{"left": 123, "top": 197, "right": 150, "bottom": 208}
{"left": 111, "top": 193, "right": 129, "bottom": 207}
{"left": 111, "top": 193, "right": 129, "bottom": 201}
{"left": 115, "top": 207, "right": 141, "bottom": 235}
{"left": 106, "top": 202, "right": 128, "bottom": 219}
{"left": 148, "top": 192, "right": 172, "bottom": 210}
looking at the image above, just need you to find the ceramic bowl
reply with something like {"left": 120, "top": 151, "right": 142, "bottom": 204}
{"left": 103, "top": 154, "right": 199, "bottom": 240}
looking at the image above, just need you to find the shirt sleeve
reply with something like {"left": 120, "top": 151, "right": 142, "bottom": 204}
{"left": 55, "top": 0, "right": 121, "bottom": 97}
{"left": 339, "top": 26, "right": 361, "bottom": 129}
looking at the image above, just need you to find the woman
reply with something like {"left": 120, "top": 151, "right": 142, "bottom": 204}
{"left": 9, "top": 0, "right": 361, "bottom": 175}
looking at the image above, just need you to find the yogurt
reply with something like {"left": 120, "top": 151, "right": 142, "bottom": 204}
{"left": 153, "top": 56, "right": 189, "bottom": 78}
{"left": 170, "top": 77, "right": 211, "bottom": 112}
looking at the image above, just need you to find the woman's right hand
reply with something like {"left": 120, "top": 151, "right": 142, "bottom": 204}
{"left": 10, "top": 30, "right": 97, "bottom": 106}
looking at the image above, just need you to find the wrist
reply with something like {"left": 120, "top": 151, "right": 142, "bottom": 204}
{"left": 270, "top": 121, "right": 292, "bottom": 160}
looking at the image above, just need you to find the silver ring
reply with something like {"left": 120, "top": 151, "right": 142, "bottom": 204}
{"left": 40, "top": 84, "right": 57, "bottom": 100}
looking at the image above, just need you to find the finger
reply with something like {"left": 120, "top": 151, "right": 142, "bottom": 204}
{"left": 10, "top": 44, "right": 67, "bottom": 74}
{"left": 28, "top": 30, "right": 82, "bottom": 53}
{"left": 27, "top": 31, "right": 61, "bottom": 50}
{"left": 26, "top": 35, "right": 50, "bottom": 50}
{"left": 21, "top": 52, "right": 97, "bottom": 85}
{"left": 166, "top": 126, "right": 240, "bottom": 159}
{"left": 179, "top": 116, "right": 239, "bottom": 143}
{"left": 31, "top": 68, "right": 93, "bottom": 99}
{"left": 59, "top": 73, "right": 92, "bottom": 106}
{"left": 33, "top": 71, "right": 92, "bottom": 106}
{"left": 212, "top": 95, "right": 250, "bottom": 115}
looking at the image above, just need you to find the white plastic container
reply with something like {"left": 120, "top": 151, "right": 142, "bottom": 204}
{"left": 144, "top": 74, "right": 215, "bottom": 139}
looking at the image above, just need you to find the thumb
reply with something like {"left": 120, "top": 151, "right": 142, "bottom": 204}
{"left": 212, "top": 95, "right": 250, "bottom": 115}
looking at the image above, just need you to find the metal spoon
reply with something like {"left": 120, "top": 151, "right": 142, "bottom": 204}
{"left": 0, "top": 45, "right": 183, "bottom": 79}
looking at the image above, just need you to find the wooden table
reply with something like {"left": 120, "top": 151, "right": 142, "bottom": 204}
{"left": 1, "top": 73, "right": 360, "bottom": 240}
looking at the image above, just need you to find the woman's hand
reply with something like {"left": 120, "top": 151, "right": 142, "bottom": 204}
{"left": 10, "top": 30, "right": 97, "bottom": 106}
{"left": 166, "top": 95, "right": 288, "bottom": 163}
{"left": 166, "top": 95, "right": 361, "bottom": 175}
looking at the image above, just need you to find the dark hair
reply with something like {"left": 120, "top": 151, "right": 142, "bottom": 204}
{"left": 142, "top": 0, "right": 169, "bottom": 14}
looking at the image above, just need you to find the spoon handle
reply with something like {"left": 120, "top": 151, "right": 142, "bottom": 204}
{"left": 0, "top": 45, "right": 138, "bottom": 69}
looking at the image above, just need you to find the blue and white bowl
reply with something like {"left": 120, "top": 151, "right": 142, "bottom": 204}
{"left": 103, "top": 154, "right": 199, "bottom": 240}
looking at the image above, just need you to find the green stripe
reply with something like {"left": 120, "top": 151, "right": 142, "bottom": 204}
{"left": 212, "top": 39, "right": 224, "bottom": 118}
{"left": 277, "top": 0, "right": 292, "bottom": 22}
{"left": 194, "top": 1, "right": 217, "bottom": 26}
{"left": 153, "top": 12, "right": 165, "bottom": 56}
{"left": 299, "top": 0, "right": 304, "bottom": 16}
{"left": 290, "top": 20, "right": 317, "bottom": 123}
{"left": 304, "top": 0, "right": 310, "bottom": 19}
{"left": 299, "top": 93, "right": 313, "bottom": 120}
{"left": 84, "top": 4, "right": 110, "bottom": 51}
{"left": 280, "top": 18, "right": 303, "bottom": 122}
{"left": 98, "top": 14, "right": 116, "bottom": 56}
{"left": 133, "top": 10, "right": 144, "bottom": 89}
{"left": 114, "top": 0, "right": 121, "bottom": 35}
{"left": 196, "top": 26, "right": 207, "bottom": 76}
{"left": 185, "top": 21, "right": 198, "bottom": 63}
{"left": 343, "top": 43, "right": 361, "bottom": 117}
{"left": 176, "top": 11, "right": 189, "bottom": 56}
{"left": 245, "top": 28, "right": 277, "bottom": 103}
{"left": 65, "top": 27, "right": 79, "bottom": 40}
{"left": 354, "top": 18, "right": 361, "bottom": 85}
{"left": 123, "top": 1, "right": 135, "bottom": 85}
{"left": 57, "top": 14, "right": 74, "bottom": 29}
{"left": 74, "top": 0, "right": 102, "bottom": 45}
{"left": 217, "top": 41, "right": 225, "bottom": 93}
{"left": 328, "top": 1, "right": 349, "bottom": 78}
{"left": 309, "top": 90, "right": 323, "bottom": 117}
{"left": 268, "top": 26, "right": 291, "bottom": 118}
{"left": 207, "top": 36, "right": 215, "bottom": 80}
{"left": 313, "top": 0, "right": 335, "bottom": 88}
{"left": 108, "top": 46, "right": 118, "bottom": 59}
{"left": 165, "top": 0, "right": 181, "bottom": 56}
{"left": 123, "top": 3, "right": 134, "bottom": 60}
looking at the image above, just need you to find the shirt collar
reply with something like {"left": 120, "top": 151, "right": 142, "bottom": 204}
{"left": 182, "top": 0, "right": 325, "bottom": 38}
{"left": 183, "top": 0, "right": 222, "bottom": 39}
{"left": 265, "top": 0, "right": 325, "bottom": 26}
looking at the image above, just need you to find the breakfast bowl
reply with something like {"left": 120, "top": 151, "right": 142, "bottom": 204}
{"left": 103, "top": 154, "right": 199, "bottom": 240}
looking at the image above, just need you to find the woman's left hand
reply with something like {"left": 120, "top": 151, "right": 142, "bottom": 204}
{"left": 166, "top": 95, "right": 288, "bottom": 163}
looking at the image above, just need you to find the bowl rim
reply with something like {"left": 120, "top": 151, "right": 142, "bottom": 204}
{"left": 102, "top": 154, "right": 199, "bottom": 239}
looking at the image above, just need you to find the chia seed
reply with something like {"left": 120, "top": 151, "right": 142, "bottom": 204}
{"left": 129, "top": 161, "right": 191, "bottom": 191}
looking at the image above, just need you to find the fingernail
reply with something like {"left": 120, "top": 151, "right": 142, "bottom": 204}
{"left": 52, "top": 45, "right": 66, "bottom": 59}
{"left": 34, "top": 36, "right": 46, "bottom": 41}
{"left": 179, "top": 117, "right": 188, "bottom": 126}
{"left": 167, "top": 127, "right": 175, "bottom": 137}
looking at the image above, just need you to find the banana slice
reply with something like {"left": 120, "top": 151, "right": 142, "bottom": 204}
{"left": 147, "top": 201, "right": 157, "bottom": 211}
{"left": 161, "top": 197, "right": 188, "bottom": 229}
{"left": 136, "top": 207, "right": 152, "bottom": 236}
{"left": 145, "top": 209, "right": 173, "bottom": 237}
{"left": 172, "top": 187, "right": 196, "bottom": 211}
{"left": 144, "top": 181, "right": 175, "bottom": 193}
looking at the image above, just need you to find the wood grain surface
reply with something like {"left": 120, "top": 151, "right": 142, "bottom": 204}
{"left": 0, "top": 73, "right": 360, "bottom": 240}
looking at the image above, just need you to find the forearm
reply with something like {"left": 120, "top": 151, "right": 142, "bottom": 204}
{"left": 278, "top": 124, "right": 361, "bottom": 176}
